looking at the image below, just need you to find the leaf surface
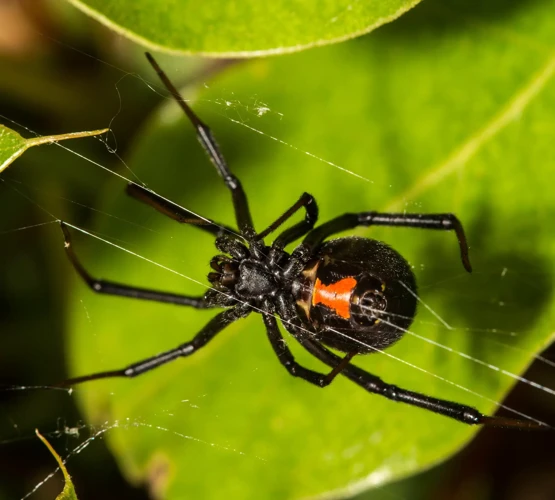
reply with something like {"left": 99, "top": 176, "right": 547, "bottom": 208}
{"left": 67, "top": 1, "right": 555, "bottom": 498}
{"left": 66, "top": 0, "right": 421, "bottom": 56}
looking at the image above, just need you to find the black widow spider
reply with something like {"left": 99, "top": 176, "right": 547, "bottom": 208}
{"left": 59, "top": 52, "right": 540, "bottom": 430}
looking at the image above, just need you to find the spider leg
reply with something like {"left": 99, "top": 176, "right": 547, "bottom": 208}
{"left": 258, "top": 192, "right": 318, "bottom": 242}
{"left": 297, "top": 336, "right": 545, "bottom": 429}
{"left": 58, "top": 304, "right": 249, "bottom": 386}
{"left": 127, "top": 182, "right": 239, "bottom": 238}
{"left": 263, "top": 192, "right": 319, "bottom": 266}
{"left": 254, "top": 191, "right": 318, "bottom": 265}
{"left": 286, "top": 212, "right": 471, "bottom": 276}
{"left": 145, "top": 52, "right": 255, "bottom": 239}
{"left": 262, "top": 306, "right": 354, "bottom": 387}
{"left": 61, "top": 222, "right": 213, "bottom": 308}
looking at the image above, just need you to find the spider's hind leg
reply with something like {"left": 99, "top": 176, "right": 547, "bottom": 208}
{"left": 298, "top": 336, "right": 546, "bottom": 430}
{"left": 285, "top": 211, "right": 472, "bottom": 277}
{"left": 58, "top": 304, "right": 249, "bottom": 386}
{"left": 263, "top": 302, "right": 354, "bottom": 388}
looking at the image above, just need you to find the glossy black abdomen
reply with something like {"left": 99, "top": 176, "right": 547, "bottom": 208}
{"left": 296, "top": 237, "right": 417, "bottom": 354}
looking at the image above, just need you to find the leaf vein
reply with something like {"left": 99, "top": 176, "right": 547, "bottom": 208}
{"left": 386, "top": 53, "right": 555, "bottom": 210}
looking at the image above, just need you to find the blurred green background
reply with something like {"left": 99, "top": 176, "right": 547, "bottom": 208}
{"left": 1, "top": 0, "right": 555, "bottom": 499}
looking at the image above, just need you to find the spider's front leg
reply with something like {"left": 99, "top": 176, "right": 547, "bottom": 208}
{"left": 60, "top": 222, "right": 213, "bottom": 308}
{"left": 145, "top": 53, "right": 256, "bottom": 240}
{"left": 126, "top": 182, "right": 239, "bottom": 238}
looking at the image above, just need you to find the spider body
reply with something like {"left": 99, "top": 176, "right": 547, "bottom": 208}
{"left": 57, "top": 52, "right": 541, "bottom": 429}
{"left": 206, "top": 235, "right": 416, "bottom": 354}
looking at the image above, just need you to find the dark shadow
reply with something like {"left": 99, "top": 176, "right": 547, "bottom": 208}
{"left": 374, "top": 0, "right": 548, "bottom": 39}
{"left": 417, "top": 202, "right": 553, "bottom": 360}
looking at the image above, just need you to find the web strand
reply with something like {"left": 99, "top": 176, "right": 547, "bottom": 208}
{"left": 60, "top": 222, "right": 550, "bottom": 427}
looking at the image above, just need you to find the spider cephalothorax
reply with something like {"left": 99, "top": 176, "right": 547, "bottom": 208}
{"left": 56, "top": 52, "right": 541, "bottom": 430}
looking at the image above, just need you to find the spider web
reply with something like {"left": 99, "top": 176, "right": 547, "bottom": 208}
{"left": 1, "top": 21, "right": 555, "bottom": 500}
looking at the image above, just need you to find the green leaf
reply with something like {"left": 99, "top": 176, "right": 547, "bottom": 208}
{"left": 0, "top": 125, "right": 108, "bottom": 174}
{"left": 65, "top": 0, "right": 421, "bottom": 56}
{"left": 67, "top": 1, "right": 555, "bottom": 499}
{"left": 36, "top": 430, "right": 79, "bottom": 500}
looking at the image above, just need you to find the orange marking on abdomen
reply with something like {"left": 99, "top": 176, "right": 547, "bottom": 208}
{"left": 312, "top": 277, "right": 357, "bottom": 319}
